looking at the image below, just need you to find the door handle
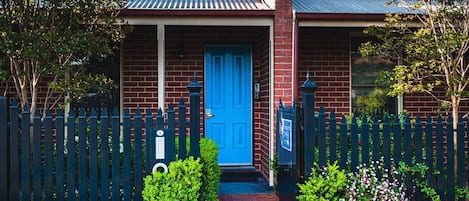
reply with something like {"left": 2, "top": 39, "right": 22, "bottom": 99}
{"left": 205, "top": 109, "right": 215, "bottom": 119}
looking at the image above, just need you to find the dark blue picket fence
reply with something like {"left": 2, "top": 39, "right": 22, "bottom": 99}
{"left": 278, "top": 76, "right": 469, "bottom": 201}
{"left": 0, "top": 79, "right": 202, "bottom": 201}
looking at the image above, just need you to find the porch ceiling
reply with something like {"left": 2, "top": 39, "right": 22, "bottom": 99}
{"left": 127, "top": 0, "right": 273, "bottom": 10}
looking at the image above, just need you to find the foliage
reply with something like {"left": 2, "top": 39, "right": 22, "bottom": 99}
{"left": 355, "top": 88, "right": 388, "bottom": 115}
{"left": 142, "top": 157, "right": 203, "bottom": 201}
{"left": 174, "top": 137, "right": 221, "bottom": 201}
{"left": 297, "top": 162, "right": 348, "bottom": 201}
{"left": 199, "top": 138, "right": 221, "bottom": 201}
{"left": 398, "top": 162, "right": 469, "bottom": 201}
{"left": 398, "top": 162, "right": 440, "bottom": 201}
{"left": 0, "top": 0, "right": 130, "bottom": 113}
{"left": 360, "top": 0, "right": 469, "bottom": 121}
{"left": 347, "top": 160, "right": 408, "bottom": 201}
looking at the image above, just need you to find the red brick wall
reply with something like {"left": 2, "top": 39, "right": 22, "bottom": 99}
{"left": 297, "top": 28, "right": 351, "bottom": 118}
{"left": 297, "top": 27, "right": 469, "bottom": 119}
{"left": 274, "top": 0, "right": 294, "bottom": 106}
{"left": 122, "top": 25, "right": 159, "bottom": 116}
{"left": 405, "top": 90, "right": 469, "bottom": 117}
{"left": 254, "top": 31, "right": 271, "bottom": 179}
{"left": 164, "top": 26, "right": 270, "bottom": 176}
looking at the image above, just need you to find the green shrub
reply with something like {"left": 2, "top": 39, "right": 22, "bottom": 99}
{"left": 297, "top": 162, "right": 347, "bottom": 201}
{"left": 200, "top": 138, "right": 221, "bottom": 201}
{"left": 142, "top": 157, "right": 203, "bottom": 201}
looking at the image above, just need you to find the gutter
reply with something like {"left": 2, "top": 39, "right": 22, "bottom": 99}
{"left": 292, "top": 10, "right": 298, "bottom": 100}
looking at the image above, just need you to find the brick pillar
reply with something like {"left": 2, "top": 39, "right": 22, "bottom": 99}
{"left": 274, "top": 0, "right": 293, "bottom": 105}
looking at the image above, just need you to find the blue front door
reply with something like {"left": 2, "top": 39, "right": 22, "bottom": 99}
{"left": 205, "top": 46, "right": 253, "bottom": 166}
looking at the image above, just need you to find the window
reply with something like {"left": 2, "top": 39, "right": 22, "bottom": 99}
{"left": 351, "top": 36, "right": 397, "bottom": 115}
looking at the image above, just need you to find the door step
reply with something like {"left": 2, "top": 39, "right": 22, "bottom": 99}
{"left": 220, "top": 166, "right": 262, "bottom": 182}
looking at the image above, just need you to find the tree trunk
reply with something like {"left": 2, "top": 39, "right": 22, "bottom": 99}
{"left": 451, "top": 96, "right": 459, "bottom": 178}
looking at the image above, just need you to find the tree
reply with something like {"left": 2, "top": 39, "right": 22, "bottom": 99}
{"left": 0, "top": 0, "right": 130, "bottom": 116}
{"left": 361, "top": 0, "right": 469, "bottom": 175}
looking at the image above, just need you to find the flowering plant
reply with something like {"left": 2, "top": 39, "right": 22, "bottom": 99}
{"left": 347, "top": 160, "right": 408, "bottom": 201}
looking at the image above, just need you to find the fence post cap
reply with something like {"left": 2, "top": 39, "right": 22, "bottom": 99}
{"left": 187, "top": 72, "right": 202, "bottom": 92}
{"left": 301, "top": 72, "right": 318, "bottom": 92}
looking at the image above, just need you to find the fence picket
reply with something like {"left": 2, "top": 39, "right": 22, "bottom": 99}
{"left": 392, "top": 117, "right": 401, "bottom": 165}
{"left": 32, "top": 110, "right": 42, "bottom": 201}
{"left": 44, "top": 110, "right": 53, "bottom": 201}
{"left": 78, "top": 108, "right": 87, "bottom": 201}
{"left": 467, "top": 118, "right": 469, "bottom": 191}
{"left": 0, "top": 97, "right": 7, "bottom": 201}
{"left": 425, "top": 115, "right": 434, "bottom": 188}
{"left": 361, "top": 115, "right": 369, "bottom": 165}
{"left": 123, "top": 109, "right": 132, "bottom": 201}
{"left": 9, "top": 99, "right": 19, "bottom": 201}
{"left": 134, "top": 109, "right": 143, "bottom": 201}
{"left": 89, "top": 109, "right": 98, "bottom": 201}
{"left": 21, "top": 107, "right": 31, "bottom": 201}
{"left": 339, "top": 116, "right": 347, "bottom": 170}
{"left": 67, "top": 109, "right": 76, "bottom": 201}
{"left": 168, "top": 104, "right": 176, "bottom": 164}
{"left": 403, "top": 116, "right": 412, "bottom": 197}
{"left": 350, "top": 116, "right": 358, "bottom": 172}
{"left": 371, "top": 116, "right": 379, "bottom": 162}
{"left": 329, "top": 110, "right": 337, "bottom": 163}
{"left": 403, "top": 116, "right": 412, "bottom": 165}
{"left": 414, "top": 116, "right": 422, "bottom": 201}
{"left": 414, "top": 116, "right": 422, "bottom": 163}
{"left": 318, "top": 107, "right": 326, "bottom": 167}
{"left": 178, "top": 98, "right": 187, "bottom": 160}
{"left": 446, "top": 115, "right": 455, "bottom": 201}
{"left": 382, "top": 115, "right": 391, "bottom": 170}
{"left": 457, "top": 116, "right": 465, "bottom": 189}
{"left": 145, "top": 108, "right": 153, "bottom": 175}
{"left": 100, "top": 108, "right": 110, "bottom": 200}
{"left": 111, "top": 109, "right": 120, "bottom": 201}
{"left": 435, "top": 115, "right": 444, "bottom": 198}
{"left": 56, "top": 110, "right": 65, "bottom": 201}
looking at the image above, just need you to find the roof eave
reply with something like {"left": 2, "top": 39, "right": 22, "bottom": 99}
{"left": 120, "top": 9, "right": 275, "bottom": 17}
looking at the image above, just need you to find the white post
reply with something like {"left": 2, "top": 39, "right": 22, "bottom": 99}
{"left": 157, "top": 25, "right": 165, "bottom": 111}
{"left": 269, "top": 24, "right": 275, "bottom": 187}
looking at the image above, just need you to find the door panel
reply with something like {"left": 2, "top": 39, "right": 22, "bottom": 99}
{"left": 205, "top": 46, "right": 253, "bottom": 166}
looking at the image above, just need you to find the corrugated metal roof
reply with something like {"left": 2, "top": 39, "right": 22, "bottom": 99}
{"left": 126, "top": 0, "right": 273, "bottom": 10}
{"left": 293, "top": 0, "right": 413, "bottom": 14}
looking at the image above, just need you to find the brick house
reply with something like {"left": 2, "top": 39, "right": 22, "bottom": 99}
{"left": 3, "top": 0, "right": 468, "bottom": 187}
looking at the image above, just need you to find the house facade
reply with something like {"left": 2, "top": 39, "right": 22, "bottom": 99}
{"left": 2, "top": 0, "right": 469, "bottom": 186}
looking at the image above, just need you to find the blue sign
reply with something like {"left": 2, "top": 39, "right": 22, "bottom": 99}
{"left": 281, "top": 118, "right": 292, "bottom": 151}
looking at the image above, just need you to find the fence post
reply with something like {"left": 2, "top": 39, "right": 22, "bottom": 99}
{"left": 300, "top": 73, "right": 318, "bottom": 177}
{"left": 188, "top": 75, "right": 202, "bottom": 158}
{"left": 0, "top": 96, "right": 7, "bottom": 201}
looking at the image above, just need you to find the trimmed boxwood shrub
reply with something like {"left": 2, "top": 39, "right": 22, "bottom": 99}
{"left": 144, "top": 137, "right": 221, "bottom": 201}
{"left": 142, "top": 157, "right": 202, "bottom": 201}
{"left": 200, "top": 138, "right": 221, "bottom": 201}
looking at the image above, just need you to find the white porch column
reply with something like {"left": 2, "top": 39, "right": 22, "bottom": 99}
{"left": 269, "top": 24, "right": 275, "bottom": 187}
{"left": 157, "top": 25, "right": 165, "bottom": 110}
